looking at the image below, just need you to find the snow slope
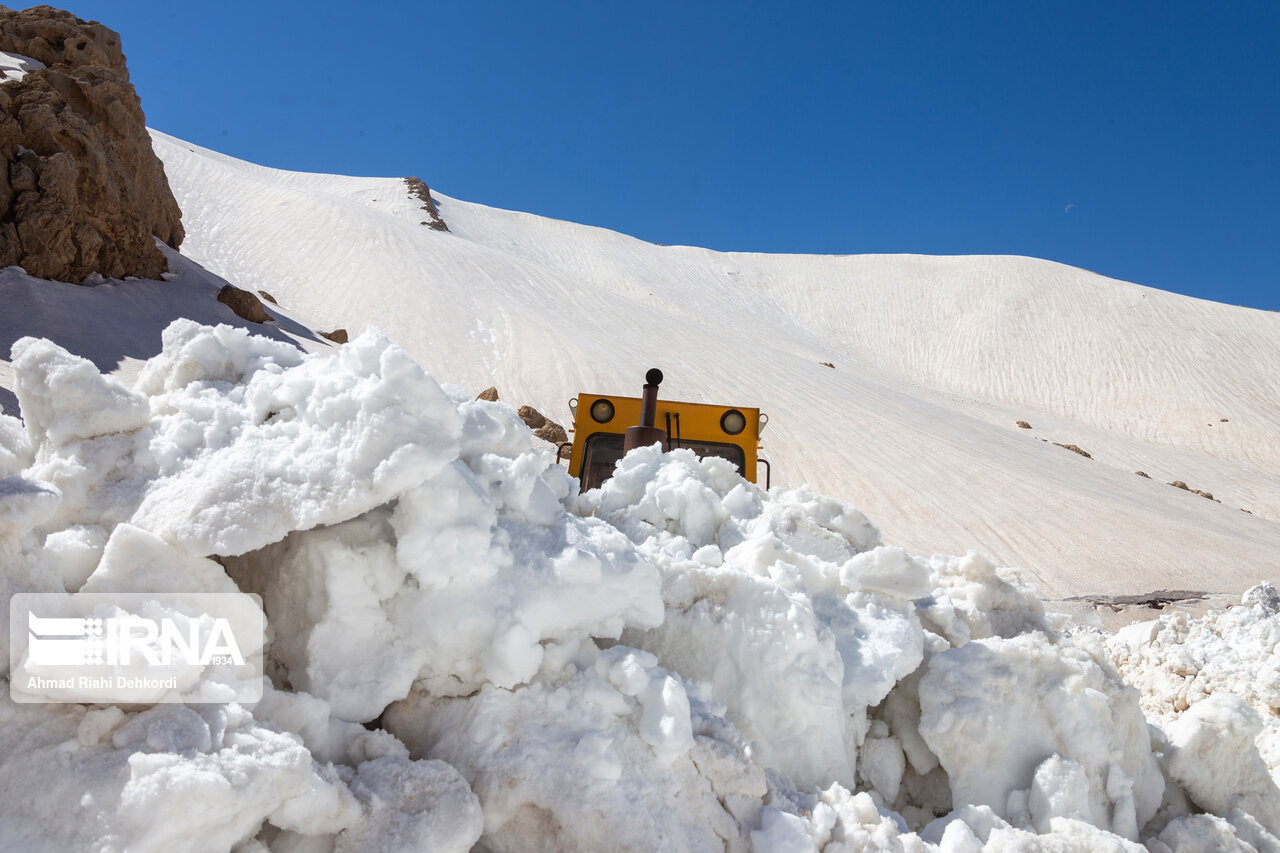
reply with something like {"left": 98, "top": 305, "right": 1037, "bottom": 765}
{"left": 148, "top": 130, "right": 1280, "bottom": 598}
{"left": 0, "top": 248, "right": 327, "bottom": 419}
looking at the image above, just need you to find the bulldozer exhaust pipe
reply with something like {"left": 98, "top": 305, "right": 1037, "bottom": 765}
{"left": 624, "top": 368, "right": 668, "bottom": 454}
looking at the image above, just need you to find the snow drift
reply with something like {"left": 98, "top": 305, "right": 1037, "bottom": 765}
{"left": 1, "top": 322, "right": 1277, "bottom": 851}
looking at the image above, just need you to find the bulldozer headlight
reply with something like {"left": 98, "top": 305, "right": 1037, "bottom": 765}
{"left": 721, "top": 409, "right": 747, "bottom": 435}
{"left": 590, "top": 399, "right": 615, "bottom": 423}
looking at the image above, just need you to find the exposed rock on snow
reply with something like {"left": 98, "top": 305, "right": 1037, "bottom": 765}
{"left": 518, "top": 403, "right": 568, "bottom": 445}
{"left": 1053, "top": 442, "right": 1092, "bottom": 458}
{"left": 517, "top": 403, "right": 546, "bottom": 429}
{"left": 216, "top": 283, "right": 271, "bottom": 323}
{"left": 0, "top": 7, "right": 183, "bottom": 281}
{"left": 319, "top": 327, "right": 348, "bottom": 343}
{"left": 405, "top": 176, "right": 448, "bottom": 231}
{"left": 534, "top": 420, "right": 568, "bottom": 445}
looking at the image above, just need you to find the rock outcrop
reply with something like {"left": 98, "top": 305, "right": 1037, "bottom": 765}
{"left": 405, "top": 176, "right": 448, "bottom": 232}
{"left": 0, "top": 5, "right": 183, "bottom": 282}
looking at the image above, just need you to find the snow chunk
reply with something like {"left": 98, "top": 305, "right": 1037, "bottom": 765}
{"left": 1163, "top": 693, "right": 1280, "bottom": 836}
{"left": 0, "top": 413, "right": 31, "bottom": 476}
{"left": 225, "top": 415, "right": 661, "bottom": 719}
{"left": 1109, "top": 581, "right": 1280, "bottom": 793}
{"left": 386, "top": 647, "right": 765, "bottom": 852}
{"left": 11, "top": 337, "right": 150, "bottom": 450}
{"left": 335, "top": 756, "right": 483, "bottom": 853}
{"left": 0, "top": 698, "right": 360, "bottom": 852}
{"left": 131, "top": 321, "right": 461, "bottom": 554}
{"left": 80, "top": 523, "right": 241, "bottom": 595}
{"left": 0, "top": 475, "right": 59, "bottom": 539}
{"left": 598, "top": 448, "right": 919, "bottom": 789}
{"left": 40, "top": 523, "right": 108, "bottom": 589}
{"left": 917, "top": 632, "right": 1163, "bottom": 840}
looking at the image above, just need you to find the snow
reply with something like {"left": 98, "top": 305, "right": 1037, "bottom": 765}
{"left": 0, "top": 321, "right": 1277, "bottom": 850}
{"left": 144, "top": 129, "right": 1280, "bottom": 599}
{"left": 0, "top": 50, "right": 43, "bottom": 84}
{"left": 0, "top": 101, "right": 1272, "bottom": 848}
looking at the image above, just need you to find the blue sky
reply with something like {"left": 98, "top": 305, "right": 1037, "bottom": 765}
{"left": 64, "top": 1, "right": 1279, "bottom": 310}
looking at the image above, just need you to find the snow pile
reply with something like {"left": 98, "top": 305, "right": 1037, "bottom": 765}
{"left": 1109, "top": 583, "right": 1280, "bottom": 841}
{"left": 0, "top": 321, "right": 1277, "bottom": 851}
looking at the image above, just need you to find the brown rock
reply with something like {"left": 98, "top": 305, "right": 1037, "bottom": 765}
{"left": 0, "top": 7, "right": 183, "bottom": 282}
{"left": 517, "top": 404, "right": 567, "bottom": 445}
{"left": 319, "top": 328, "right": 348, "bottom": 344}
{"left": 216, "top": 284, "right": 271, "bottom": 323}
{"left": 1169, "top": 481, "right": 1189, "bottom": 491}
{"left": 405, "top": 176, "right": 448, "bottom": 231}
{"left": 517, "top": 405, "right": 547, "bottom": 430}
{"left": 476, "top": 387, "right": 499, "bottom": 402}
{"left": 257, "top": 289, "right": 278, "bottom": 304}
{"left": 1191, "top": 489, "right": 1218, "bottom": 502}
{"left": 1135, "top": 471, "right": 1150, "bottom": 478}
{"left": 534, "top": 422, "right": 568, "bottom": 445}
{"left": 1016, "top": 420, "right": 1032, "bottom": 429}
{"left": 820, "top": 361, "right": 834, "bottom": 369}
{"left": 1053, "top": 443, "right": 1092, "bottom": 459}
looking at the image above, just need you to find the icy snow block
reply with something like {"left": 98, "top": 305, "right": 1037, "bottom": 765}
{"left": 10, "top": 337, "right": 151, "bottom": 449}
{"left": 226, "top": 453, "right": 662, "bottom": 720}
{"left": 0, "top": 476, "right": 59, "bottom": 539}
{"left": 917, "top": 633, "right": 1163, "bottom": 840}
{"left": 1163, "top": 694, "right": 1280, "bottom": 836}
{"left": 0, "top": 700, "right": 360, "bottom": 852}
{"left": 130, "top": 321, "right": 462, "bottom": 555}
{"left": 598, "top": 448, "right": 917, "bottom": 790}
{"left": 0, "top": 413, "right": 31, "bottom": 477}
{"left": 386, "top": 648, "right": 763, "bottom": 852}
{"left": 335, "top": 756, "right": 483, "bottom": 853}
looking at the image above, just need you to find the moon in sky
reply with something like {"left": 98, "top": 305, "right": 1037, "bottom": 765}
{"left": 1065, "top": 203, "right": 1075, "bottom": 213}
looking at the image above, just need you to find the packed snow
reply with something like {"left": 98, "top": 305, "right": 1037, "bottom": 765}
{"left": 2, "top": 322, "right": 1276, "bottom": 851}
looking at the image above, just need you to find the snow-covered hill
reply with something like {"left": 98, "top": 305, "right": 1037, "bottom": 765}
{"left": 148, "top": 131, "right": 1280, "bottom": 598}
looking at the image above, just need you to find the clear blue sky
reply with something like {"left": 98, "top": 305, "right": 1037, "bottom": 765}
{"left": 61, "top": 1, "right": 1280, "bottom": 310}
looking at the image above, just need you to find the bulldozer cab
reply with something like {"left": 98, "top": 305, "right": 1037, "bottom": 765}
{"left": 562, "top": 370, "right": 768, "bottom": 491}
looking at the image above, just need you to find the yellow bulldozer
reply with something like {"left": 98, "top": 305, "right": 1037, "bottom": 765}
{"left": 562, "top": 369, "right": 769, "bottom": 491}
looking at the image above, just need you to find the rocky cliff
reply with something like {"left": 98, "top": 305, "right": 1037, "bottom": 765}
{"left": 0, "top": 5, "right": 182, "bottom": 282}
